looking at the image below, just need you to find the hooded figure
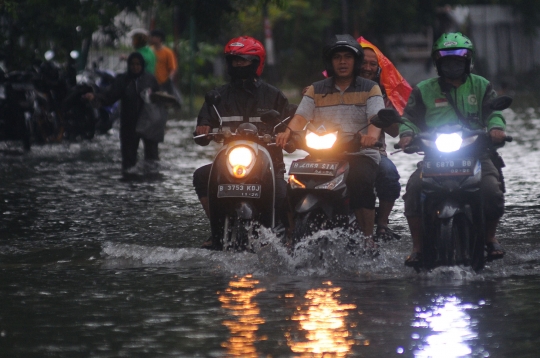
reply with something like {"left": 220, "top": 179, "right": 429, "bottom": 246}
{"left": 94, "top": 52, "right": 160, "bottom": 175}
{"left": 357, "top": 37, "right": 412, "bottom": 116}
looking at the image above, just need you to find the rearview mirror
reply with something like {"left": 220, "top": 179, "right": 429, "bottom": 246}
{"left": 372, "top": 108, "right": 403, "bottom": 128}
{"left": 205, "top": 90, "right": 221, "bottom": 106}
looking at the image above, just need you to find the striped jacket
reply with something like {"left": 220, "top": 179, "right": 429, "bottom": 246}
{"left": 297, "top": 76, "right": 385, "bottom": 162}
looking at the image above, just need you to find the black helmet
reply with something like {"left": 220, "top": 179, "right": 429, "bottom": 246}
{"left": 323, "top": 34, "right": 364, "bottom": 77}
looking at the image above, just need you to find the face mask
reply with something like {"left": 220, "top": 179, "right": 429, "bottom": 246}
{"left": 228, "top": 64, "right": 256, "bottom": 80}
{"left": 439, "top": 57, "right": 467, "bottom": 79}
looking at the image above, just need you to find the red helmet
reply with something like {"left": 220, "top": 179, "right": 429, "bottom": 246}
{"left": 224, "top": 36, "right": 266, "bottom": 76}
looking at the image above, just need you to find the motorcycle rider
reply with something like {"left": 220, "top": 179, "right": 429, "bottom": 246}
{"left": 276, "top": 34, "right": 385, "bottom": 240}
{"left": 193, "top": 36, "right": 289, "bottom": 248}
{"left": 358, "top": 37, "right": 412, "bottom": 241}
{"left": 397, "top": 32, "right": 507, "bottom": 266}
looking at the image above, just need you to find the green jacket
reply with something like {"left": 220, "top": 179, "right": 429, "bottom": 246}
{"left": 399, "top": 74, "right": 506, "bottom": 136}
{"left": 137, "top": 46, "right": 156, "bottom": 75}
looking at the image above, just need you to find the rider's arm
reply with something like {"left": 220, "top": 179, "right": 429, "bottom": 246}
{"left": 194, "top": 102, "right": 216, "bottom": 146}
{"left": 399, "top": 86, "right": 424, "bottom": 138}
{"left": 276, "top": 88, "right": 314, "bottom": 147}
{"left": 362, "top": 91, "right": 384, "bottom": 147}
{"left": 398, "top": 86, "right": 425, "bottom": 148}
{"left": 274, "top": 89, "right": 290, "bottom": 121}
{"left": 481, "top": 82, "right": 507, "bottom": 144}
{"left": 482, "top": 82, "right": 506, "bottom": 132}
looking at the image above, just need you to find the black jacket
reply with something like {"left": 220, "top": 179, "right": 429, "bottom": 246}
{"left": 98, "top": 72, "right": 159, "bottom": 130}
{"left": 195, "top": 79, "right": 289, "bottom": 171}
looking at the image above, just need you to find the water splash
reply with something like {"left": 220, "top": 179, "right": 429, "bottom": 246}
{"left": 101, "top": 228, "right": 416, "bottom": 278}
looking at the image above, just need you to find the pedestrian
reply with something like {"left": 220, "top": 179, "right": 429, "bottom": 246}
{"left": 83, "top": 52, "right": 161, "bottom": 178}
{"left": 149, "top": 30, "right": 177, "bottom": 88}
{"left": 128, "top": 28, "right": 156, "bottom": 75}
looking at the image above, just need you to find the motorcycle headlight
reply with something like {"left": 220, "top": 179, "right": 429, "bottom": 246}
{"left": 435, "top": 132, "right": 463, "bottom": 153}
{"left": 227, "top": 146, "right": 255, "bottom": 178}
{"left": 305, "top": 130, "right": 338, "bottom": 150}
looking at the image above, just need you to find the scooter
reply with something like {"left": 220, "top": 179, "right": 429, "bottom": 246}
{"left": 0, "top": 69, "right": 37, "bottom": 150}
{"left": 285, "top": 118, "right": 390, "bottom": 244}
{"left": 388, "top": 96, "right": 513, "bottom": 271}
{"left": 67, "top": 57, "right": 119, "bottom": 137}
{"left": 31, "top": 50, "right": 72, "bottom": 143}
{"left": 194, "top": 90, "right": 294, "bottom": 252}
{"left": 58, "top": 50, "right": 99, "bottom": 141}
{"left": 91, "top": 58, "right": 120, "bottom": 134}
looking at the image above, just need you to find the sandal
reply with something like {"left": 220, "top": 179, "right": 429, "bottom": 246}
{"left": 363, "top": 236, "right": 380, "bottom": 257}
{"left": 405, "top": 251, "right": 422, "bottom": 267}
{"left": 486, "top": 242, "right": 505, "bottom": 261}
{"left": 375, "top": 225, "right": 402, "bottom": 241}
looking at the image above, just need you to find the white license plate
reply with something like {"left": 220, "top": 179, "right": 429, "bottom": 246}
{"left": 217, "top": 184, "right": 261, "bottom": 198}
{"left": 423, "top": 158, "right": 475, "bottom": 177}
{"left": 289, "top": 161, "right": 339, "bottom": 176}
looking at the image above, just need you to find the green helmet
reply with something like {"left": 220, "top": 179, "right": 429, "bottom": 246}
{"left": 432, "top": 32, "right": 474, "bottom": 76}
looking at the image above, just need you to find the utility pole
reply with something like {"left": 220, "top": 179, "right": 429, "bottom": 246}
{"left": 263, "top": 5, "right": 277, "bottom": 84}
{"left": 189, "top": 15, "right": 196, "bottom": 118}
{"left": 341, "top": 0, "right": 349, "bottom": 33}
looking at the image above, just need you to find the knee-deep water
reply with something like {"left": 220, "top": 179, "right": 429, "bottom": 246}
{"left": 1, "top": 107, "right": 540, "bottom": 357}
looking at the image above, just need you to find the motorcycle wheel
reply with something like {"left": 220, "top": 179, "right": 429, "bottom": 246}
{"left": 292, "top": 211, "right": 326, "bottom": 244}
{"left": 433, "top": 214, "right": 473, "bottom": 267}
{"left": 453, "top": 214, "right": 472, "bottom": 265}
{"left": 22, "top": 112, "right": 33, "bottom": 151}
{"left": 470, "top": 215, "right": 485, "bottom": 272}
{"left": 435, "top": 217, "right": 456, "bottom": 265}
{"left": 222, "top": 215, "right": 257, "bottom": 252}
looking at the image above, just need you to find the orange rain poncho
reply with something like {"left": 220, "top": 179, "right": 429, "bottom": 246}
{"left": 357, "top": 37, "right": 412, "bottom": 115}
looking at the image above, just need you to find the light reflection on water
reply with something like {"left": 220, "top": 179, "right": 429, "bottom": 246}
{"left": 411, "top": 295, "right": 480, "bottom": 358}
{"left": 286, "top": 281, "right": 361, "bottom": 357}
{"left": 218, "top": 274, "right": 265, "bottom": 357}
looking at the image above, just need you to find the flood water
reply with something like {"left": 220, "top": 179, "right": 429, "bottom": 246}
{"left": 1, "top": 107, "right": 540, "bottom": 357}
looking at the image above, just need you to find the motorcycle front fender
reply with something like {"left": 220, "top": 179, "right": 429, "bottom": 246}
{"left": 295, "top": 193, "right": 333, "bottom": 218}
{"left": 295, "top": 193, "right": 318, "bottom": 213}
{"left": 436, "top": 198, "right": 461, "bottom": 219}
{"left": 235, "top": 202, "right": 254, "bottom": 220}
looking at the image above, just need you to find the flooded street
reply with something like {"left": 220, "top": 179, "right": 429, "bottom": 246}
{"left": 1, "top": 107, "right": 540, "bottom": 357}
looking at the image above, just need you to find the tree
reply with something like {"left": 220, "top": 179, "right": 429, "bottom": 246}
{"left": 0, "top": 0, "right": 151, "bottom": 69}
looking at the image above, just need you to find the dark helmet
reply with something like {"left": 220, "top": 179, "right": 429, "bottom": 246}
{"left": 432, "top": 32, "right": 474, "bottom": 76}
{"left": 323, "top": 34, "right": 364, "bottom": 77}
{"left": 224, "top": 36, "right": 266, "bottom": 77}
